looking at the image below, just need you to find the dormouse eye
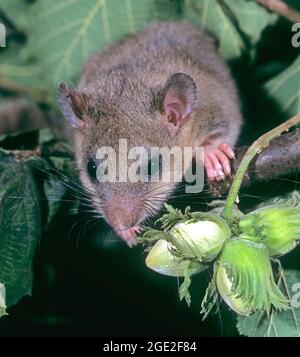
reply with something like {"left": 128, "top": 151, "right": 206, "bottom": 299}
{"left": 147, "top": 154, "right": 163, "bottom": 179}
{"left": 87, "top": 159, "right": 98, "bottom": 181}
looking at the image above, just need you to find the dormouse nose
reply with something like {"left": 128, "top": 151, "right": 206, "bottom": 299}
{"left": 103, "top": 197, "right": 142, "bottom": 231}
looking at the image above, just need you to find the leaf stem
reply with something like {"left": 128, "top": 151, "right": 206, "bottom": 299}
{"left": 222, "top": 114, "right": 300, "bottom": 224}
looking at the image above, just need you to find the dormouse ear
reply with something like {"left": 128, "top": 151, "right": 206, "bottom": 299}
{"left": 159, "top": 73, "right": 197, "bottom": 136}
{"left": 57, "top": 81, "right": 87, "bottom": 129}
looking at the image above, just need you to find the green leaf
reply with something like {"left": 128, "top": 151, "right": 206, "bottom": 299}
{"left": 237, "top": 269, "right": 300, "bottom": 337}
{"left": 0, "top": 1, "right": 49, "bottom": 101}
{"left": 37, "top": 128, "right": 79, "bottom": 226}
{"left": 184, "top": 0, "right": 246, "bottom": 60}
{"left": 0, "top": 283, "right": 7, "bottom": 318}
{"left": 0, "top": 149, "right": 42, "bottom": 307}
{"left": 263, "top": 55, "right": 300, "bottom": 118}
{"left": 184, "top": 0, "right": 278, "bottom": 60}
{"left": 224, "top": 0, "right": 277, "bottom": 46}
{"left": 0, "top": 130, "right": 79, "bottom": 316}
{"left": 21, "top": 0, "right": 181, "bottom": 93}
{"left": 0, "top": 46, "right": 50, "bottom": 102}
{"left": 0, "top": 0, "right": 30, "bottom": 31}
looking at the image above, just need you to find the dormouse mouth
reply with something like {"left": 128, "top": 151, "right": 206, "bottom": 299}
{"left": 116, "top": 226, "right": 141, "bottom": 248}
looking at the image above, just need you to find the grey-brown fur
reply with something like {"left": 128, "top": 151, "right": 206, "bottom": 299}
{"left": 76, "top": 21, "right": 242, "bottom": 155}
{"left": 58, "top": 21, "right": 243, "bottom": 243}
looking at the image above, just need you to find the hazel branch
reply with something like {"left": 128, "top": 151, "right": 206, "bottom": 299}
{"left": 221, "top": 114, "right": 300, "bottom": 224}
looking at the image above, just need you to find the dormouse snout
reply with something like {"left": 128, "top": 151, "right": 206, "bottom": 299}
{"left": 102, "top": 196, "right": 144, "bottom": 246}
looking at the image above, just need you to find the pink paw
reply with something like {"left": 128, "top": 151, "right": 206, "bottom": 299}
{"left": 204, "top": 143, "right": 235, "bottom": 182}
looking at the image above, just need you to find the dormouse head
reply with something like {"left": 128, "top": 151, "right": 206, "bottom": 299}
{"left": 58, "top": 72, "right": 197, "bottom": 246}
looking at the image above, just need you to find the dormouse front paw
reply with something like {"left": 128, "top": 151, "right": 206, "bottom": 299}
{"left": 204, "top": 142, "right": 235, "bottom": 181}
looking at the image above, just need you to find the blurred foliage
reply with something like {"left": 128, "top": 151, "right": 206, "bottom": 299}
{"left": 0, "top": 0, "right": 299, "bottom": 337}
{"left": 0, "top": 0, "right": 182, "bottom": 103}
{"left": 263, "top": 55, "right": 300, "bottom": 118}
{"left": 0, "top": 130, "right": 76, "bottom": 306}
{"left": 0, "top": 150, "right": 42, "bottom": 307}
{"left": 0, "top": 0, "right": 299, "bottom": 111}
{"left": 185, "top": 0, "right": 278, "bottom": 59}
{"left": 237, "top": 269, "right": 300, "bottom": 337}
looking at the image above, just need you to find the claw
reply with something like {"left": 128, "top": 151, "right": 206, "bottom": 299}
{"left": 219, "top": 142, "right": 235, "bottom": 159}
